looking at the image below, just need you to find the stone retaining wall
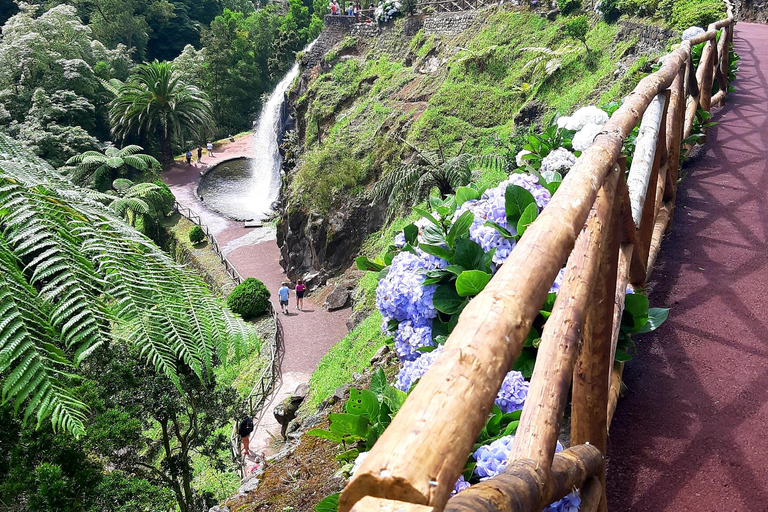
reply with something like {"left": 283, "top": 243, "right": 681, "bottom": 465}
{"left": 422, "top": 11, "right": 478, "bottom": 35}
{"left": 617, "top": 19, "right": 677, "bottom": 51}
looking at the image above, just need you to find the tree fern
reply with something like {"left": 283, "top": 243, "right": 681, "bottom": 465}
{"left": 0, "top": 134, "right": 259, "bottom": 436}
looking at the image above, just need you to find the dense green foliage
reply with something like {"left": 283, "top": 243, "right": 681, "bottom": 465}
{"left": 563, "top": 15, "right": 590, "bottom": 50}
{"left": 598, "top": 0, "right": 726, "bottom": 28}
{"left": 189, "top": 225, "right": 206, "bottom": 244}
{"left": 226, "top": 277, "right": 272, "bottom": 319}
{"left": 557, "top": 0, "right": 582, "bottom": 14}
{"left": 0, "top": 134, "right": 258, "bottom": 436}
{"left": 107, "top": 61, "right": 214, "bottom": 163}
{"left": 65, "top": 144, "right": 160, "bottom": 189}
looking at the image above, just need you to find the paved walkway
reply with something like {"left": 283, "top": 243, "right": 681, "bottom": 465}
{"left": 607, "top": 23, "right": 768, "bottom": 510}
{"left": 162, "top": 137, "right": 350, "bottom": 462}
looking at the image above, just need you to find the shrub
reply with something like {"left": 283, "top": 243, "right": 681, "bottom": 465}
{"left": 557, "top": 0, "right": 582, "bottom": 14}
{"left": 226, "top": 278, "right": 271, "bottom": 319}
{"left": 563, "top": 16, "right": 590, "bottom": 50}
{"left": 597, "top": 0, "right": 621, "bottom": 21}
{"left": 153, "top": 180, "right": 175, "bottom": 216}
{"left": 658, "top": 0, "right": 724, "bottom": 29}
{"left": 189, "top": 225, "right": 205, "bottom": 244}
{"left": 618, "top": 0, "right": 659, "bottom": 16}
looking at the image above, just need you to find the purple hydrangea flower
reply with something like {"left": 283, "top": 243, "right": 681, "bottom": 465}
{"left": 395, "top": 345, "right": 443, "bottom": 392}
{"left": 394, "top": 231, "right": 406, "bottom": 248}
{"left": 475, "top": 436, "right": 565, "bottom": 480}
{"left": 494, "top": 370, "right": 529, "bottom": 413}
{"left": 452, "top": 475, "right": 471, "bottom": 495}
{"left": 375, "top": 252, "right": 439, "bottom": 324}
{"left": 544, "top": 492, "right": 581, "bottom": 512}
{"left": 394, "top": 320, "right": 434, "bottom": 361}
{"left": 549, "top": 268, "right": 566, "bottom": 294}
{"left": 454, "top": 175, "right": 551, "bottom": 267}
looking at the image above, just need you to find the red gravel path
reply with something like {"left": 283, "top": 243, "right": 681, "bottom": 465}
{"left": 162, "top": 136, "right": 350, "bottom": 458}
{"left": 606, "top": 23, "right": 768, "bottom": 510}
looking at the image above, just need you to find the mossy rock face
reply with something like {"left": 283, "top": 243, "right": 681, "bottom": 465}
{"left": 227, "top": 278, "right": 271, "bottom": 319}
{"left": 189, "top": 225, "right": 205, "bottom": 244}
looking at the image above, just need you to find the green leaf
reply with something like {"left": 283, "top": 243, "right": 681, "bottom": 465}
{"left": 479, "top": 248, "right": 497, "bottom": 274}
{"left": 512, "top": 349, "right": 537, "bottom": 379}
{"left": 456, "top": 186, "right": 481, "bottom": 206}
{"left": 366, "top": 423, "right": 386, "bottom": 449}
{"left": 614, "top": 350, "right": 632, "bottom": 363}
{"left": 505, "top": 185, "right": 536, "bottom": 225}
{"left": 413, "top": 207, "right": 440, "bottom": 226}
{"left": 383, "top": 386, "right": 408, "bottom": 414}
{"left": 307, "top": 429, "right": 343, "bottom": 443}
{"left": 484, "top": 220, "right": 515, "bottom": 239}
{"left": 502, "top": 420, "right": 520, "bottom": 436}
{"left": 369, "top": 368, "right": 388, "bottom": 397}
{"left": 314, "top": 493, "right": 340, "bottom": 512}
{"left": 383, "top": 251, "right": 396, "bottom": 266}
{"left": 637, "top": 307, "right": 669, "bottom": 334}
{"left": 335, "top": 448, "right": 360, "bottom": 462}
{"left": 419, "top": 244, "right": 453, "bottom": 261}
{"left": 377, "top": 266, "right": 390, "bottom": 280}
{"left": 545, "top": 180, "right": 562, "bottom": 196}
{"left": 445, "top": 264, "right": 466, "bottom": 275}
{"left": 433, "top": 284, "right": 467, "bottom": 314}
{"left": 622, "top": 294, "right": 650, "bottom": 333}
{"left": 346, "top": 388, "right": 380, "bottom": 419}
{"left": 447, "top": 210, "right": 474, "bottom": 249}
{"left": 453, "top": 238, "right": 485, "bottom": 270}
{"left": 403, "top": 223, "right": 419, "bottom": 245}
{"left": 455, "top": 270, "right": 492, "bottom": 297}
{"left": 421, "top": 222, "right": 447, "bottom": 246}
{"left": 328, "top": 413, "right": 370, "bottom": 437}
{"left": 516, "top": 202, "right": 539, "bottom": 239}
{"left": 356, "top": 256, "right": 384, "bottom": 272}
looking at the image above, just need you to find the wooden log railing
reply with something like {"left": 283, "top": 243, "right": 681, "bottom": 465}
{"left": 338, "top": 2, "right": 735, "bottom": 511}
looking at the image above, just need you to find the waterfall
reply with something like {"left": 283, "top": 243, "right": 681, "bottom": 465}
{"left": 245, "top": 39, "right": 318, "bottom": 221}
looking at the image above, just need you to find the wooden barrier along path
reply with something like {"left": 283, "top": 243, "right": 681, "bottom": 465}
{"left": 338, "top": 2, "right": 737, "bottom": 511}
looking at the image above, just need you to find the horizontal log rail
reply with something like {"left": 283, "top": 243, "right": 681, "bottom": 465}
{"left": 340, "top": 2, "right": 735, "bottom": 511}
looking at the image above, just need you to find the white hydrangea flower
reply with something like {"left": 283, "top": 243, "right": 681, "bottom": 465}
{"left": 572, "top": 123, "right": 603, "bottom": 152}
{"left": 556, "top": 106, "right": 609, "bottom": 132}
{"left": 351, "top": 451, "right": 369, "bottom": 476}
{"left": 682, "top": 26, "right": 705, "bottom": 41}
{"left": 540, "top": 147, "right": 577, "bottom": 175}
{"left": 515, "top": 149, "right": 532, "bottom": 168}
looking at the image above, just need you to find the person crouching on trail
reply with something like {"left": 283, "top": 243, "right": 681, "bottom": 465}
{"left": 239, "top": 416, "right": 254, "bottom": 456}
{"left": 278, "top": 282, "right": 290, "bottom": 314}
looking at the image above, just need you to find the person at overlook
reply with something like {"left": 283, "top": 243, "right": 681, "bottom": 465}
{"left": 197, "top": 145, "right": 203, "bottom": 163}
{"left": 354, "top": 1, "right": 362, "bottom": 20}
{"left": 347, "top": 3, "right": 354, "bottom": 15}
{"left": 238, "top": 416, "right": 254, "bottom": 456}
{"left": 329, "top": 0, "right": 340, "bottom": 14}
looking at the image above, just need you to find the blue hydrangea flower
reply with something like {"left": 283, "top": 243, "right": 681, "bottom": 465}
{"left": 375, "top": 252, "right": 439, "bottom": 324}
{"left": 474, "top": 436, "right": 565, "bottom": 480}
{"left": 394, "top": 320, "right": 434, "bottom": 361}
{"left": 455, "top": 175, "right": 551, "bottom": 267}
{"left": 394, "top": 231, "right": 406, "bottom": 248}
{"left": 395, "top": 345, "right": 443, "bottom": 392}
{"left": 495, "top": 370, "right": 529, "bottom": 413}
{"left": 452, "top": 475, "right": 471, "bottom": 495}
{"left": 545, "top": 492, "right": 581, "bottom": 512}
{"left": 549, "top": 267, "right": 566, "bottom": 294}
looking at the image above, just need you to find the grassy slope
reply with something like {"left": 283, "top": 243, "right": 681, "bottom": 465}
{"left": 298, "top": 8, "right": 670, "bottom": 410}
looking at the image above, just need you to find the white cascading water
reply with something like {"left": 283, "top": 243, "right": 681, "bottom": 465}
{"left": 245, "top": 39, "right": 318, "bottom": 221}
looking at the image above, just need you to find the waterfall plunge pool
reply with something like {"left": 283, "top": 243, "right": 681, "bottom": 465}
{"left": 197, "top": 157, "right": 274, "bottom": 222}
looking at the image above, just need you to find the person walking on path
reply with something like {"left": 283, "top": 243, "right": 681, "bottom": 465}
{"left": 207, "top": 141, "right": 214, "bottom": 156}
{"left": 239, "top": 416, "right": 254, "bottom": 456}
{"left": 278, "top": 282, "right": 290, "bottom": 314}
{"left": 185, "top": 149, "right": 192, "bottom": 165}
{"left": 197, "top": 145, "right": 203, "bottom": 163}
{"left": 295, "top": 279, "right": 306, "bottom": 311}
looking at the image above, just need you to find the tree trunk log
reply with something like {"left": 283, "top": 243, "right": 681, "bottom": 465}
{"left": 627, "top": 92, "right": 667, "bottom": 227}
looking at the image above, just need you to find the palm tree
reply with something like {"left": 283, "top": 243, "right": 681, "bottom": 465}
{"left": 106, "top": 61, "right": 214, "bottom": 164}
{"left": 65, "top": 144, "right": 160, "bottom": 189}
{"left": 0, "top": 133, "right": 258, "bottom": 436}
{"left": 372, "top": 140, "right": 508, "bottom": 213}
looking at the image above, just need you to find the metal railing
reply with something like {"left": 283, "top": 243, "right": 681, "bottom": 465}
{"left": 173, "top": 201, "right": 244, "bottom": 285}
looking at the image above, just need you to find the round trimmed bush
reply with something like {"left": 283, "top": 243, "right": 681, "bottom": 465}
{"left": 189, "top": 225, "right": 205, "bottom": 244}
{"left": 227, "top": 278, "right": 271, "bottom": 319}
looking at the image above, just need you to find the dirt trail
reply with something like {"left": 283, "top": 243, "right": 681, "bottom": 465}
{"left": 162, "top": 136, "right": 350, "bottom": 464}
{"left": 607, "top": 23, "right": 768, "bottom": 510}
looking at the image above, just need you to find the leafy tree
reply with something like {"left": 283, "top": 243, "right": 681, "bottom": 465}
{"left": 0, "top": 133, "right": 258, "bottom": 436}
{"left": 372, "top": 142, "right": 507, "bottom": 213}
{"left": 0, "top": 4, "right": 133, "bottom": 165}
{"left": 107, "top": 61, "right": 214, "bottom": 164}
{"left": 65, "top": 144, "right": 160, "bottom": 189}
{"left": 104, "top": 179, "right": 166, "bottom": 228}
{"left": 84, "top": 343, "right": 239, "bottom": 512}
{"left": 563, "top": 16, "right": 590, "bottom": 51}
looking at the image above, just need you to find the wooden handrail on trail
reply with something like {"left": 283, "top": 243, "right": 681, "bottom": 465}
{"left": 339, "top": 2, "right": 735, "bottom": 511}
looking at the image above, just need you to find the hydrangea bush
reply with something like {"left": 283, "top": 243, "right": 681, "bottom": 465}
{"left": 315, "top": 102, "right": 670, "bottom": 512}
{"left": 374, "top": 0, "right": 402, "bottom": 22}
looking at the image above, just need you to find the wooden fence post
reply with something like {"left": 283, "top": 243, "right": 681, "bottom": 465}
{"left": 571, "top": 165, "right": 622, "bottom": 512}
